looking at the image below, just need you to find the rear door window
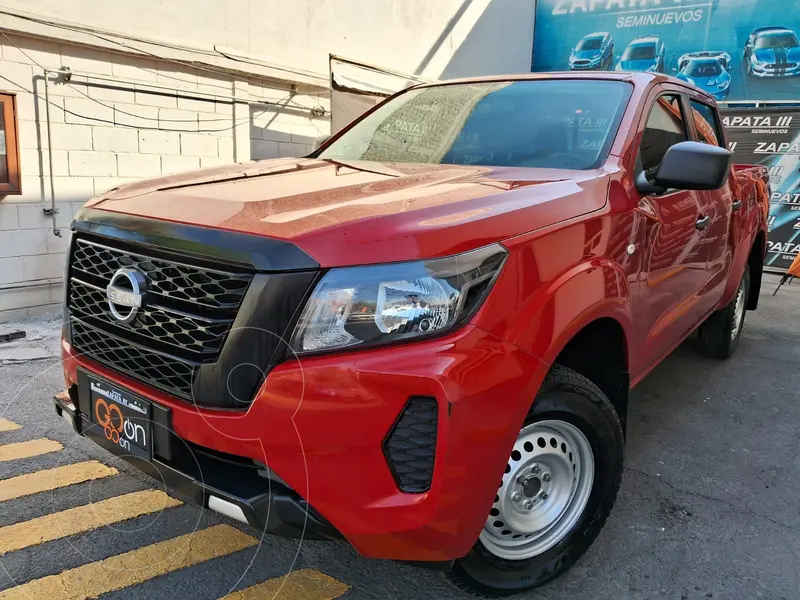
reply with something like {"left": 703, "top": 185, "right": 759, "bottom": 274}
{"left": 690, "top": 100, "right": 723, "bottom": 147}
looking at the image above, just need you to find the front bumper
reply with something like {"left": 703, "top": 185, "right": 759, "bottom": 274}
{"left": 61, "top": 324, "right": 546, "bottom": 562}
{"left": 54, "top": 384, "right": 342, "bottom": 541}
{"left": 750, "top": 66, "right": 800, "bottom": 77}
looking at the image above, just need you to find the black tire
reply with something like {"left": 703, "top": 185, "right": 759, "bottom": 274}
{"left": 448, "top": 365, "right": 624, "bottom": 597}
{"left": 698, "top": 264, "right": 750, "bottom": 359}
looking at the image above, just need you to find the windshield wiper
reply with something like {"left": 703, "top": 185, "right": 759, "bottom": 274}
{"left": 321, "top": 158, "right": 404, "bottom": 178}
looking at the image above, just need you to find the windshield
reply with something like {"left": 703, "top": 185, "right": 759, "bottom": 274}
{"left": 686, "top": 60, "right": 722, "bottom": 77}
{"left": 622, "top": 44, "right": 656, "bottom": 60}
{"left": 317, "top": 80, "right": 633, "bottom": 170}
{"left": 577, "top": 37, "right": 603, "bottom": 51}
{"left": 755, "top": 33, "right": 799, "bottom": 49}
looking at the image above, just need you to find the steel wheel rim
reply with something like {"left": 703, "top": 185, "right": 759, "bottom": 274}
{"left": 731, "top": 278, "right": 746, "bottom": 340}
{"left": 479, "top": 420, "right": 595, "bottom": 561}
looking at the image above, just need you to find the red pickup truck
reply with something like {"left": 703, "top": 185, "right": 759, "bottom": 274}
{"left": 57, "top": 72, "right": 769, "bottom": 595}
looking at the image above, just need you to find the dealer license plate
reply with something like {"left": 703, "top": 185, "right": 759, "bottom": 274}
{"left": 88, "top": 376, "right": 152, "bottom": 460}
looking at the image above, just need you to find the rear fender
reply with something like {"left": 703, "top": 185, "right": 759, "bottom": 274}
{"left": 718, "top": 196, "right": 763, "bottom": 309}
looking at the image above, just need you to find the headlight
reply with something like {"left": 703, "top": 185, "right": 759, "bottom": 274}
{"left": 718, "top": 78, "right": 730, "bottom": 89}
{"left": 290, "top": 244, "right": 507, "bottom": 354}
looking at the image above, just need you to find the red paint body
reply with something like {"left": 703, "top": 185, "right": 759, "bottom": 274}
{"left": 63, "top": 73, "right": 769, "bottom": 561}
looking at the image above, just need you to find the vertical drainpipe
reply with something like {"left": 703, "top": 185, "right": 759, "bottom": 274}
{"left": 232, "top": 79, "right": 251, "bottom": 163}
{"left": 43, "top": 68, "right": 61, "bottom": 238}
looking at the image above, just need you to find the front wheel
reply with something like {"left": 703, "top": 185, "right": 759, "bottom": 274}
{"left": 697, "top": 264, "right": 750, "bottom": 358}
{"left": 449, "top": 365, "right": 624, "bottom": 596}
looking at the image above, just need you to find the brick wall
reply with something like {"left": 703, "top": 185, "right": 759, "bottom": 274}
{"left": 249, "top": 83, "right": 330, "bottom": 159}
{"left": 0, "top": 35, "right": 330, "bottom": 322}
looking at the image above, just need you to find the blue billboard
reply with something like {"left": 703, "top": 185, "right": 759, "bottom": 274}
{"left": 722, "top": 107, "right": 800, "bottom": 270}
{"left": 532, "top": 0, "right": 800, "bottom": 101}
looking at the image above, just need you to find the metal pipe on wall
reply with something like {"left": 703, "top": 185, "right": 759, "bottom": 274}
{"left": 43, "top": 69, "right": 60, "bottom": 238}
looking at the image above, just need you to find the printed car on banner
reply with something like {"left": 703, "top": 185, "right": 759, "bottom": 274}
{"left": 533, "top": 0, "right": 800, "bottom": 101}
{"left": 722, "top": 107, "right": 800, "bottom": 269}
{"left": 676, "top": 52, "right": 732, "bottom": 100}
{"left": 568, "top": 32, "right": 615, "bottom": 70}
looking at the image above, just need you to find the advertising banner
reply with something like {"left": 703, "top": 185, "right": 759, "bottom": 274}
{"left": 721, "top": 107, "right": 800, "bottom": 270}
{"left": 532, "top": 0, "right": 800, "bottom": 102}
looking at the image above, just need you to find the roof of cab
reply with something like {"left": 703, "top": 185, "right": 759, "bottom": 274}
{"left": 415, "top": 71, "right": 716, "bottom": 102}
{"left": 422, "top": 71, "right": 651, "bottom": 86}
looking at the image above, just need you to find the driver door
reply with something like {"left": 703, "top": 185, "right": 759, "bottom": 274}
{"left": 632, "top": 92, "right": 715, "bottom": 375}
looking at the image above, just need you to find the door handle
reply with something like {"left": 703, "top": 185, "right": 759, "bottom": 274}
{"left": 695, "top": 215, "right": 711, "bottom": 230}
{"left": 732, "top": 200, "right": 742, "bottom": 212}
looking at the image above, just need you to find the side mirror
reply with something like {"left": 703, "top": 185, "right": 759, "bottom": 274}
{"left": 312, "top": 134, "right": 331, "bottom": 151}
{"left": 640, "top": 141, "right": 732, "bottom": 193}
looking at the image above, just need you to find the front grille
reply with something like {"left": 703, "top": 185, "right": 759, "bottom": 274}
{"left": 71, "top": 238, "right": 251, "bottom": 309}
{"left": 68, "top": 234, "right": 254, "bottom": 402}
{"left": 383, "top": 397, "right": 438, "bottom": 493}
{"left": 71, "top": 319, "right": 197, "bottom": 398}
{"left": 69, "top": 279, "right": 231, "bottom": 356}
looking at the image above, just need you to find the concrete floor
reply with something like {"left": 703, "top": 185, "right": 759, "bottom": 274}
{"left": 0, "top": 272, "right": 798, "bottom": 600}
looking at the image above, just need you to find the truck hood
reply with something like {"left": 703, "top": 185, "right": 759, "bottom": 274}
{"left": 85, "top": 158, "right": 610, "bottom": 268}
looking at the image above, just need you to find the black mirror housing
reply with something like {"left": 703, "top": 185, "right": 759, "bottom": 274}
{"left": 653, "top": 141, "right": 732, "bottom": 191}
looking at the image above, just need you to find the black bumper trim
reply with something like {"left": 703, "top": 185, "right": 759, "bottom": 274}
{"left": 54, "top": 393, "right": 342, "bottom": 541}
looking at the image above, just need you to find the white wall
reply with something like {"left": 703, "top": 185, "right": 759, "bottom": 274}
{"left": 0, "top": 0, "right": 536, "bottom": 80}
{"left": 0, "top": 0, "right": 535, "bottom": 321}
{"left": 0, "top": 33, "right": 329, "bottom": 322}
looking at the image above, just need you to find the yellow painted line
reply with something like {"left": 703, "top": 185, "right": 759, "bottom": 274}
{"left": 0, "top": 524, "right": 257, "bottom": 600}
{"left": 0, "top": 418, "right": 21, "bottom": 432}
{"left": 0, "top": 489, "right": 183, "bottom": 555}
{"left": 0, "top": 460, "right": 117, "bottom": 502}
{"left": 0, "top": 438, "right": 63, "bottom": 462}
{"left": 220, "top": 569, "right": 350, "bottom": 600}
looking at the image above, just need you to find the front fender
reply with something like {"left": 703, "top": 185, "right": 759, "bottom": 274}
{"left": 473, "top": 221, "right": 635, "bottom": 366}
{"left": 516, "top": 259, "right": 633, "bottom": 366}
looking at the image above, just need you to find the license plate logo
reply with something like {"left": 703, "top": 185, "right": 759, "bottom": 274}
{"left": 90, "top": 380, "right": 150, "bottom": 457}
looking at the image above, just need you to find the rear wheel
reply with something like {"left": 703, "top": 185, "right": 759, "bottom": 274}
{"left": 698, "top": 264, "right": 750, "bottom": 358}
{"left": 449, "top": 365, "right": 624, "bottom": 596}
